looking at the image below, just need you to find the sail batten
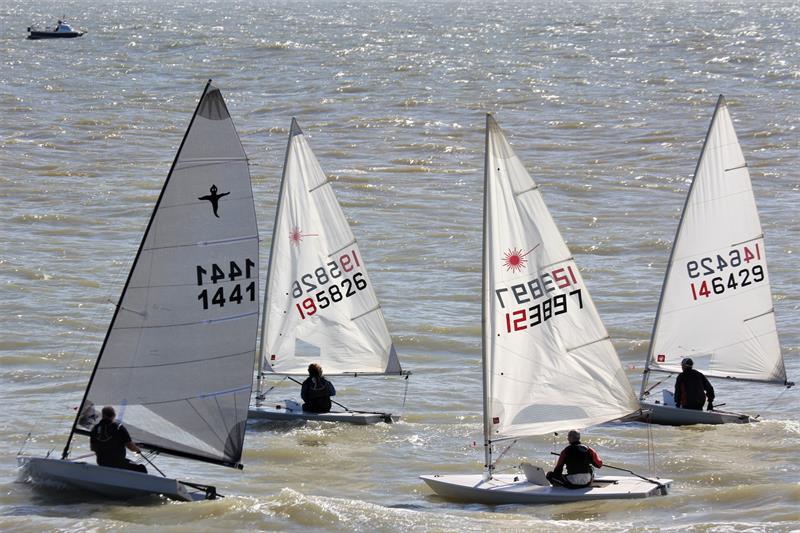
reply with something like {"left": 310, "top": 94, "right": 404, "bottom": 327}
{"left": 67, "top": 83, "right": 259, "bottom": 468}
{"left": 643, "top": 96, "right": 787, "bottom": 386}
{"left": 259, "top": 121, "right": 402, "bottom": 377}
{"left": 483, "top": 116, "right": 638, "bottom": 442}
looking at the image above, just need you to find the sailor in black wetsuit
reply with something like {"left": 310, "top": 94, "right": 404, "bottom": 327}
{"left": 674, "top": 357, "right": 715, "bottom": 411}
{"left": 89, "top": 406, "right": 147, "bottom": 473}
{"left": 546, "top": 430, "right": 602, "bottom": 489}
{"left": 301, "top": 363, "right": 336, "bottom": 413}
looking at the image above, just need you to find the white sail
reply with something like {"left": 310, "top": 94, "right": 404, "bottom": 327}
{"left": 259, "top": 119, "right": 401, "bottom": 376}
{"left": 645, "top": 96, "right": 786, "bottom": 384}
{"left": 483, "top": 115, "right": 638, "bottom": 441}
{"left": 75, "top": 84, "right": 259, "bottom": 467}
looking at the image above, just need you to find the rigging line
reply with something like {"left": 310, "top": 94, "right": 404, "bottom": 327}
{"left": 142, "top": 233, "right": 259, "bottom": 252}
{"left": 566, "top": 336, "right": 611, "bottom": 353}
{"left": 308, "top": 179, "right": 331, "bottom": 193}
{"left": 724, "top": 163, "right": 748, "bottom": 172}
{"left": 513, "top": 184, "right": 539, "bottom": 197}
{"left": 99, "top": 349, "right": 253, "bottom": 370}
{"left": 538, "top": 256, "right": 575, "bottom": 271}
{"left": 548, "top": 452, "right": 666, "bottom": 489}
{"left": 55, "top": 214, "right": 145, "bottom": 439}
{"left": 730, "top": 234, "right": 765, "bottom": 247}
{"left": 758, "top": 385, "right": 793, "bottom": 418}
{"left": 187, "top": 399, "right": 229, "bottom": 449}
{"left": 17, "top": 433, "right": 31, "bottom": 456}
{"left": 175, "top": 160, "right": 247, "bottom": 172}
{"left": 493, "top": 439, "right": 517, "bottom": 469}
{"left": 641, "top": 373, "right": 673, "bottom": 398}
{"left": 137, "top": 450, "right": 167, "bottom": 477}
{"left": 140, "top": 384, "right": 251, "bottom": 406}
{"left": 646, "top": 410, "right": 653, "bottom": 476}
{"left": 328, "top": 239, "right": 357, "bottom": 257}
{"left": 400, "top": 374, "right": 410, "bottom": 415}
{"left": 256, "top": 376, "right": 288, "bottom": 401}
{"left": 351, "top": 305, "right": 381, "bottom": 321}
{"left": 743, "top": 308, "right": 774, "bottom": 322}
{"left": 113, "top": 310, "right": 258, "bottom": 330}
{"left": 214, "top": 395, "right": 231, "bottom": 440}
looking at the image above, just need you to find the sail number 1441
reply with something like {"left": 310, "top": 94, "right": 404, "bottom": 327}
{"left": 196, "top": 259, "right": 256, "bottom": 310}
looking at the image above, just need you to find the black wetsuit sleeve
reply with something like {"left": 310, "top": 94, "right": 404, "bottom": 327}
{"left": 674, "top": 374, "right": 683, "bottom": 406}
{"left": 300, "top": 379, "right": 310, "bottom": 402}
{"left": 703, "top": 374, "right": 715, "bottom": 402}
{"left": 118, "top": 424, "right": 133, "bottom": 445}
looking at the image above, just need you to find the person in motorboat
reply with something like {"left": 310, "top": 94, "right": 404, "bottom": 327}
{"left": 301, "top": 363, "right": 336, "bottom": 413}
{"left": 546, "top": 430, "right": 602, "bottom": 488}
{"left": 89, "top": 406, "right": 147, "bottom": 473}
{"left": 674, "top": 357, "right": 715, "bottom": 410}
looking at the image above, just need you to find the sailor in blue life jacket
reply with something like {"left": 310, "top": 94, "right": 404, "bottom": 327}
{"left": 301, "top": 363, "right": 336, "bottom": 413}
{"left": 546, "top": 430, "right": 602, "bottom": 488}
{"left": 674, "top": 357, "right": 715, "bottom": 411}
{"left": 89, "top": 406, "right": 147, "bottom": 473}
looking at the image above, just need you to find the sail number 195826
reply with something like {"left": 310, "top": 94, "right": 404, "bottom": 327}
{"left": 196, "top": 259, "right": 256, "bottom": 310}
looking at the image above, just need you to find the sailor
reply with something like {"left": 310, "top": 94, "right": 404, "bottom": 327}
{"left": 89, "top": 406, "right": 147, "bottom": 473}
{"left": 546, "top": 430, "right": 602, "bottom": 489}
{"left": 301, "top": 363, "right": 336, "bottom": 413}
{"left": 674, "top": 357, "right": 715, "bottom": 410}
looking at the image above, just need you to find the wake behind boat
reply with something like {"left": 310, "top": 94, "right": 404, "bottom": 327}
{"left": 18, "top": 81, "right": 259, "bottom": 502}
{"left": 421, "top": 115, "right": 670, "bottom": 505}
{"left": 28, "top": 20, "right": 84, "bottom": 39}
{"left": 634, "top": 96, "right": 794, "bottom": 426}
{"left": 249, "top": 119, "right": 408, "bottom": 426}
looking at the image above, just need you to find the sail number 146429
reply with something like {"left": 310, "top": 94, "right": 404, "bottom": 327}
{"left": 686, "top": 243, "right": 765, "bottom": 301}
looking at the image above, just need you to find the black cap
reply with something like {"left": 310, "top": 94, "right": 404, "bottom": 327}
{"left": 681, "top": 357, "right": 694, "bottom": 367}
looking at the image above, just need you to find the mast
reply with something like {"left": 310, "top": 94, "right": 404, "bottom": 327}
{"left": 256, "top": 118, "right": 300, "bottom": 402}
{"left": 481, "top": 114, "right": 493, "bottom": 476}
{"left": 62, "top": 80, "right": 213, "bottom": 460}
{"left": 639, "top": 95, "right": 725, "bottom": 399}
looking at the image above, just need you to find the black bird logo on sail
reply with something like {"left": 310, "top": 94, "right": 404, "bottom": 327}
{"left": 199, "top": 184, "right": 230, "bottom": 218}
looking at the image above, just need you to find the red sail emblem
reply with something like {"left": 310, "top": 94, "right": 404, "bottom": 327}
{"left": 501, "top": 245, "right": 539, "bottom": 273}
{"left": 657, "top": 354, "right": 666, "bottom": 363}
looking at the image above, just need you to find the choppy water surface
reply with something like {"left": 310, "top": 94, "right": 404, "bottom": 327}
{"left": 1, "top": 0, "right": 798, "bottom": 531}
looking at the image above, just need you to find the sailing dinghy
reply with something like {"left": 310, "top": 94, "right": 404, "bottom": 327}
{"left": 18, "top": 81, "right": 260, "bottom": 501}
{"left": 635, "top": 96, "right": 794, "bottom": 426}
{"left": 248, "top": 119, "right": 408, "bottom": 425}
{"left": 421, "top": 115, "right": 670, "bottom": 504}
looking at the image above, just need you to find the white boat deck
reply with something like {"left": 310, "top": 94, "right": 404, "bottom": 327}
{"left": 420, "top": 473, "right": 671, "bottom": 504}
{"left": 635, "top": 401, "right": 754, "bottom": 425}
{"left": 248, "top": 400, "right": 394, "bottom": 425}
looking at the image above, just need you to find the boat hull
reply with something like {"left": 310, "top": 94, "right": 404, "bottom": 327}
{"left": 28, "top": 31, "right": 84, "bottom": 39}
{"left": 634, "top": 402, "right": 754, "bottom": 425}
{"left": 18, "top": 456, "right": 213, "bottom": 502}
{"left": 248, "top": 401, "right": 394, "bottom": 425}
{"left": 420, "top": 473, "right": 671, "bottom": 504}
